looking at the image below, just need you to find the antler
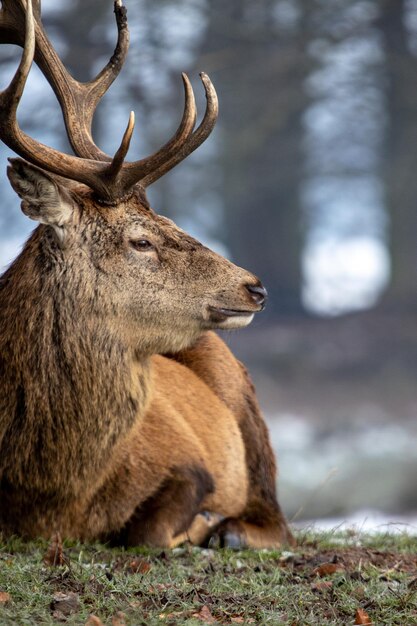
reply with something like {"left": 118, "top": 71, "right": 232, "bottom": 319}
{"left": 0, "top": 0, "right": 218, "bottom": 202}
{"left": 0, "top": 0, "right": 130, "bottom": 162}
{"left": 0, "top": 0, "right": 116, "bottom": 201}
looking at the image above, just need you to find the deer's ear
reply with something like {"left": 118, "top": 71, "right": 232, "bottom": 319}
{"left": 7, "top": 158, "right": 76, "bottom": 244}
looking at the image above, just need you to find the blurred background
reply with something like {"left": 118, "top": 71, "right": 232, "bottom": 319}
{"left": 1, "top": 0, "right": 417, "bottom": 530}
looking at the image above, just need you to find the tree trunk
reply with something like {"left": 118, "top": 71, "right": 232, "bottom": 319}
{"left": 378, "top": 0, "right": 417, "bottom": 310}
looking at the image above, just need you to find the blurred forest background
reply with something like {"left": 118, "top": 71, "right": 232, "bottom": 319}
{"left": 1, "top": 0, "right": 417, "bottom": 528}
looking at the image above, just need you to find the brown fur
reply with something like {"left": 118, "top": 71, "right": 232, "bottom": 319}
{"left": 0, "top": 162, "right": 294, "bottom": 548}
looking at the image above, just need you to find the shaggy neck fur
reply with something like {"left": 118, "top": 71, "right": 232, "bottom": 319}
{"left": 0, "top": 227, "right": 150, "bottom": 498}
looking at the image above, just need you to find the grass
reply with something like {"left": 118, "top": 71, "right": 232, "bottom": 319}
{"left": 0, "top": 530, "right": 417, "bottom": 625}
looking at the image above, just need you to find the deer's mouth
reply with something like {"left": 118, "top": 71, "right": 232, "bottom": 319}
{"left": 207, "top": 306, "right": 255, "bottom": 328}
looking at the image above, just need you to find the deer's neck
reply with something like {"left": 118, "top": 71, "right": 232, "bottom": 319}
{"left": 0, "top": 234, "right": 150, "bottom": 495}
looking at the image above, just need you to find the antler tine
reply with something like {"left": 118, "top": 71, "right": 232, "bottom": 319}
{"left": 106, "top": 111, "right": 135, "bottom": 180}
{"left": 118, "top": 72, "right": 198, "bottom": 190}
{"left": 88, "top": 1, "right": 129, "bottom": 102}
{"left": 34, "top": 0, "right": 130, "bottom": 161}
{"left": 139, "top": 73, "right": 218, "bottom": 188}
{"left": 54, "top": 0, "right": 130, "bottom": 161}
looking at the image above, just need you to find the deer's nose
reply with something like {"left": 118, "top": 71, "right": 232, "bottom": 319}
{"left": 246, "top": 282, "right": 268, "bottom": 309}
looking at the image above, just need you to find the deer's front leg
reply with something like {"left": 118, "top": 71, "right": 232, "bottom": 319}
{"left": 167, "top": 331, "right": 295, "bottom": 549}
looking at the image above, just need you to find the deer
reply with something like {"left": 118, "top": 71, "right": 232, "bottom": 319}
{"left": 0, "top": 0, "right": 294, "bottom": 549}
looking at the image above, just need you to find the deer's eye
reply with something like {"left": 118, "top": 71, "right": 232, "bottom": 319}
{"left": 130, "top": 239, "right": 154, "bottom": 252}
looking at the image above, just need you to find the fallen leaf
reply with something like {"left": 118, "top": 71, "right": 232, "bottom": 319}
{"left": 354, "top": 608, "right": 372, "bottom": 624}
{"left": 85, "top": 616, "right": 105, "bottom": 626}
{"left": 191, "top": 605, "right": 217, "bottom": 623}
{"left": 44, "top": 532, "right": 65, "bottom": 567}
{"left": 0, "top": 592, "right": 11, "bottom": 604}
{"left": 158, "top": 612, "right": 185, "bottom": 620}
{"left": 127, "top": 558, "right": 151, "bottom": 574}
{"left": 353, "top": 585, "right": 366, "bottom": 600}
{"left": 312, "top": 562, "right": 345, "bottom": 577}
{"left": 129, "top": 600, "right": 142, "bottom": 608}
{"left": 311, "top": 580, "right": 333, "bottom": 592}
{"left": 112, "top": 611, "right": 127, "bottom": 625}
{"left": 50, "top": 591, "right": 79, "bottom": 616}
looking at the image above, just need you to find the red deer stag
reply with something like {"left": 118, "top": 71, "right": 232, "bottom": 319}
{"left": 0, "top": 0, "right": 294, "bottom": 548}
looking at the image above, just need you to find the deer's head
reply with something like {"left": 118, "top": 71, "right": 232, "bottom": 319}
{"left": 0, "top": 0, "right": 267, "bottom": 353}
